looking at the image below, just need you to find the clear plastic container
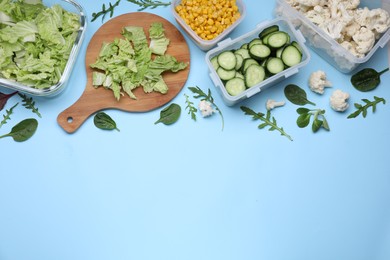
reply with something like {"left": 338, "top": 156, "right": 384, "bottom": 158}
{"left": 0, "top": 0, "right": 87, "bottom": 96}
{"left": 171, "top": 0, "right": 246, "bottom": 51}
{"left": 205, "top": 18, "right": 311, "bottom": 106}
{"left": 274, "top": 0, "right": 390, "bottom": 73}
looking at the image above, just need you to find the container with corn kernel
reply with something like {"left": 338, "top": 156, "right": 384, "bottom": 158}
{"left": 171, "top": 0, "right": 246, "bottom": 51}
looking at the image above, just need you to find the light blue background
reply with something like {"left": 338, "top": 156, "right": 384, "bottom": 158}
{"left": 1, "top": 1, "right": 390, "bottom": 260}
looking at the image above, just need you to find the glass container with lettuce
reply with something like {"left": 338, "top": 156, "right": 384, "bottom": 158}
{"left": 0, "top": 0, "right": 85, "bottom": 96}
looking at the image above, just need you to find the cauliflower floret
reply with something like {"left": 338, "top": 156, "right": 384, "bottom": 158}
{"left": 305, "top": 5, "right": 331, "bottom": 25}
{"left": 309, "top": 70, "right": 332, "bottom": 94}
{"left": 352, "top": 27, "right": 376, "bottom": 55}
{"left": 297, "top": 0, "right": 326, "bottom": 7}
{"left": 330, "top": 89, "right": 350, "bottom": 112}
{"left": 198, "top": 100, "right": 215, "bottom": 117}
{"left": 266, "top": 99, "right": 285, "bottom": 111}
{"left": 340, "top": 41, "right": 364, "bottom": 58}
{"left": 355, "top": 8, "right": 390, "bottom": 36}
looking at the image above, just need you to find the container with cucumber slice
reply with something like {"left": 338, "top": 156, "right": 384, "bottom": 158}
{"left": 210, "top": 24, "right": 304, "bottom": 97}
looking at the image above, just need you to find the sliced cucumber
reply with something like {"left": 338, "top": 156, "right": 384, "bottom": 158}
{"left": 217, "top": 51, "right": 236, "bottom": 70}
{"left": 225, "top": 77, "right": 246, "bottom": 96}
{"left": 234, "top": 53, "right": 244, "bottom": 71}
{"left": 235, "top": 71, "right": 244, "bottom": 79}
{"left": 248, "top": 38, "right": 263, "bottom": 49}
{"left": 267, "top": 31, "right": 290, "bottom": 49}
{"left": 244, "top": 64, "right": 265, "bottom": 88}
{"left": 217, "top": 67, "right": 236, "bottom": 81}
{"left": 234, "top": 48, "right": 250, "bottom": 59}
{"left": 281, "top": 45, "right": 302, "bottom": 67}
{"left": 241, "top": 58, "right": 259, "bottom": 74}
{"left": 266, "top": 57, "right": 285, "bottom": 74}
{"left": 240, "top": 43, "right": 249, "bottom": 49}
{"left": 291, "top": 41, "right": 302, "bottom": 55}
{"left": 249, "top": 44, "right": 271, "bottom": 61}
{"left": 259, "top": 25, "right": 279, "bottom": 39}
{"left": 210, "top": 56, "right": 219, "bottom": 70}
{"left": 275, "top": 47, "right": 284, "bottom": 58}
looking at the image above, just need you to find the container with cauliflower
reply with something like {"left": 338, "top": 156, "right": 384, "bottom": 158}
{"left": 275, "top": 0, "right": 390, "bottom": 73}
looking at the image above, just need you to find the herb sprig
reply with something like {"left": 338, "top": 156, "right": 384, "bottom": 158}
{"left": 347, "top": 96, "right": 386, "bottom": 119}
{"left": 188, "top": 86, "right": 224, "bottom": 131}
{"left": 241, "top": 106, "right": 293, "bottom": 141}
{"left": 296, "top": 108, "right": 330, "bottom": 133}
{"left": 184, "top": 93, "right": 197, "bottom": 121}
{"left": 91, "top": 0, "right": 171, "bottom": 22}
{"left": 0, "top": 103, "right": 18, "bottom": 128}
{"left": 91, "top": 0, "right": 121, "bottom": 22}
{"left": 18, "top": 93, "right": 42, "bottom": 118}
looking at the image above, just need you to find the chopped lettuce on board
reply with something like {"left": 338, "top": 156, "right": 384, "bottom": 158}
{"left": 90, "top": 23, "right": 188, "bottom": 100}
{"left": 0, "top": 0, "right": 81, "bottom": 89}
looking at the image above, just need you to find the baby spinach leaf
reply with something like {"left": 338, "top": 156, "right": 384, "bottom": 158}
{"left": 155, "top": 103, "right": 181, "bottom": 125}
{"left": 351, "top": 67, "right": 389, "bottom": 92}
{"left": 0, "top": 118, "right": 38, "bottom": 142}
{"left": 284, "top": 84, "right": 316, "bottom": 106}
{"left": 94, "top": 112, "right": 120, "bottom": 131}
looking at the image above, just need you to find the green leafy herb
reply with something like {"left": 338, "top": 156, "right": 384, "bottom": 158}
{"left": 94, "top": 112, "right": 120, "bottom": 131}
{"left": 0, "top": 103, "right": 18, "bottom": 128}
{"left": 351, "top": 67, "right": 389, "bottom": 92}
{"left": 284, "top": 84, "right": 316, "bottom": 106}
{"left": 0, "top": 91, "right": 18, "bottom": 111}
{"left": 18, "top": 93, "right": 42, "bottom": 118}
{"left": 188, "top": 86, "right": 224, "bottom": 131}
{"left": 0, "top": 118, "right": 38, "bottom": 142}
{"left": 127, "top": 0, "right": 171, "bottom": 11}
{"left": 184, "top": 93, "right": 197, "bottom": 121}
{"left": 91, "top": 0, "right": 121, "bottom": 22}
{"left": 241, "top": 106, "right": 293, "bottom": 141}
{"left": 296, "top": 107, "right": 330, "bottom": 133}
{"left": 155, "top": 103, "right": 181, "bottom": 125}
{"left": 92, "top": 0, "right": 170, "bottom": 22}
{"left": 347, "top": 96, "right": 386, "bottom": 119}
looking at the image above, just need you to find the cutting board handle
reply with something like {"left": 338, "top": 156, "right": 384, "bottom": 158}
{"left": 57, "top": 90, "right": 101, "bottom": 133}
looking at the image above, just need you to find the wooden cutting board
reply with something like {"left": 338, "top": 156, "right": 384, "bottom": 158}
{"left": 57, "top": 12, "right": 190, "bottom": 133}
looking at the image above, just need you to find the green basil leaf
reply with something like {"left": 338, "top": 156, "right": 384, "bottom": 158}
{"left": 155, "top": 103, "right": 181, "bottom": 125}
{"left": 297, "top": 107, "right": 310, "bottom": 115}
{"left": 94, "top": 112, "right": 120, "bottom": 131}
{"left": 297, "top": 113, "right": 311, "bottom": 128}
{"left": 0, "top": 118, "right": 38, "bottom": 142}
{"left": 284, "top": 84, "right": 316, "bottom": 106}
{"left": 312, "top": 118, "right": 323, "bottom": 133}
{"left": 351, "top": 68, "right": 389, "bottom": 92}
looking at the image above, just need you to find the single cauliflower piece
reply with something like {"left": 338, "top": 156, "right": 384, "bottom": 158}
{"left": 352, "top": 26, "right": 376, "bottom": 55}
{"left": 309, "top": 70, "right": 332, "bottom": 94}
{"left": 198, "top": 100, "right": 215, "bottom": 117}
{"left": 330, "top": 89, "right": 350, "bottom": 112}
{"left": 266, "top": 99, "right": 286, "bottom": 111}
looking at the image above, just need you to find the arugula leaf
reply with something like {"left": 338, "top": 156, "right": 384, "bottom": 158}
{"left": 184, "top": 93, "right": 197, "bottom": 121}
{"left": 0, "top": 103, "right": 18, "bottom": 128}
{"left": 18, "top": 93, "right": 42, "bottom": 118}
{"left": 188, "top": 86, "right": 224, "bottom": 131}
{"left": 241, "top": 106, "right": 293, "bottom": 141}
{"left": 347, "top": 96, "right": 386, "bottom": 119}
